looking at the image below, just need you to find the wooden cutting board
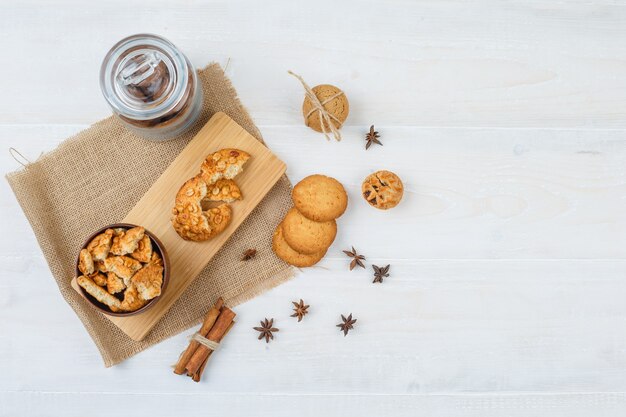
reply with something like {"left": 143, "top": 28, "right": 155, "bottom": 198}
{"left": 70, "top": 112, "right": 286, "bottom": 341}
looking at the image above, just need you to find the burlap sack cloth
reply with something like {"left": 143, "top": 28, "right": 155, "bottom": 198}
{"left": 6, "top": 63, "right": 295, "bottom": 367}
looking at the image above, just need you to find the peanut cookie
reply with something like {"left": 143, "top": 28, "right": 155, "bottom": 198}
{"left": 91, "top": 272, "right": 108, "bottom": 287}
{"left": 110, "top": 226, "right": 145, "bottom": 256}
{"left": 281, "top": 208, "right": 337, "bottom": 255}
{"left": 150, "top": 251, "right": 163, "bottom": 267}
{"left": 103, "top": 255, "right": 143, "bottom": 283}
{"left": 171, "top": 176, "right": 233, "bottom": 241}
{"left": 202, "top": 179, "right": 242, "bottom": 204}
{"left": 106, "top": 271, "right": 126, "bottom": 294}
{"left": 131, "top": 264, "right": 164, "bottom": 300}
{"left": 302, "top": 84, "right": 349, "bottom": 133}
{"left": 362, "top": 170, "right": 404, "bottom": 210}
{"left": 203, "top": 204, "right": 232, "bottom": 236}
{"left": 130, "top": 234, "right": 152, "bottom": 263}
{"left": 172, "top": 176, "right": 207, "bottom": 226}
{"left": 172, "top": 148, "right": 248, "bottom": 241}
{"left": 118, "top": 282, "right": 148, "bottom": 312}
{"left": 94, "top": 261, "right": 107, "bottom": 274}
{"left": 292, "top": 174, "right": 347, "bottom": 222}
{"left": 200, "top": 148, "right": 250, "bottom": 185}
{"left": 77, "top": 275, "right": 122, "bottom": 311}
{"left": 78, "top": 249, "right": 94, "bottom": 276}
{"left": 86, "top": 229, "right": 113, "bottom": 262}
{"left": 272, "top": 224, "right": 326, "bottom": 267}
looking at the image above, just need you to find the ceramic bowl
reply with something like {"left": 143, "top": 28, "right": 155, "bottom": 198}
{"left": 75, "top": 223, "right": 169, "bottom": 316}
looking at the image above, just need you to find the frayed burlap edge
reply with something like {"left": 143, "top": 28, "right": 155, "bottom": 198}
{"left": 6, "top": 63, "right": 296, "bottom": 367}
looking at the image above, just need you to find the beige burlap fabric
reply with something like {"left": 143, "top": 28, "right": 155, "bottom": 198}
{"left": 6, "top": 63, "right": 295, "bottom": 367}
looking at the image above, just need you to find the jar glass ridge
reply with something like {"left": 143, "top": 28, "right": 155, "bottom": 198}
{"left": 100, "top": 34, "right": 203, "bottom": 141}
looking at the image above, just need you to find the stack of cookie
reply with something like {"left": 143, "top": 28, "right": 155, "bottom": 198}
{"left": 273, "top": 174, "right": 348, "bottom": 267}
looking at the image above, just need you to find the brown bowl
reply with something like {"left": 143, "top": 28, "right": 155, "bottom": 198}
{"left": 75, "top": 223, "right": 170, "bottom": 317}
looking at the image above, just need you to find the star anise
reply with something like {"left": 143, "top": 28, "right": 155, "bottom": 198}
{"left": 365, "top": 125, "right": 382, "bottom": 150}
{"left": 253, "top": 318, "right": 279, "bottom": 343}
{"left": 372, "top": 264, "right": 390, "bottom": 283}
{"left": 342, "top": 246, "right": 366, "bottom": 270}
{"left": 336, "top": 313, "right": 357, "bottom": 336}
{"left": 290, "top": 299, "right": 309, "bottom": 322}
{"left": 241, "top": 249, "right": 257, "bottom": 261}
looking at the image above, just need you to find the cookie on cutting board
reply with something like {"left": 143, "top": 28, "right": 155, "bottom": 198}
{"left": 292, "top": 174, "right": 348, "bottom": 222}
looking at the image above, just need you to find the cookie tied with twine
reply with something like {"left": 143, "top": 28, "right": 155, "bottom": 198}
{"left": 288, "top": 71, "right": 349, "bottom": 141}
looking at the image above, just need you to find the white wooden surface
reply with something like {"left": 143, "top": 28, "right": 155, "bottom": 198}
{"left": 2, "top": 1, "right": 626, "bottom": 415}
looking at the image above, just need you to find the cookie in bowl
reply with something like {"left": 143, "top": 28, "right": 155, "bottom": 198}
{"left": 75, "top": 224, "right": 169, "bottom": 316}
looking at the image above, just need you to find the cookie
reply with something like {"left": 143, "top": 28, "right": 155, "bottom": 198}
{"left": 130, "top": 234, "right": 152, "bottom": 263}
{"left": 281, "top": 208, "right": 337, "bottom": 255}
{"left": 202, "top": 179, "right": 242, "bottom": 204}
{"left": 86, "top": 229, "right": 113, "bottom": 262}
{"left": 302, "top": 84, "right": 349, "bottom": 133}
{"left": 91, "top": 272, "right": 107, "bottom": 287}
{"left": 171, "top": 176, "right": 233, "bottom": 241}
{"left": 172, "top": 148, "right": 248, "bottom": 241}
{"left": 150, "top": 251, "right": 163, "bottom": 267}
{"left": 202, "top": 204, "right": 232, "bottom": 239}
{"left": 200, "top": 148, "right": 250, "bottom": 185}
{"left": 131, "top": 264, "right": 164, "bottom": 300}
{"left": 362, "top": 170, "right": 404, "bottom": 210}
{"left": 77, "top": 275, "right": 122, "bottom": 311}
{"left": 103, "top": 255, "right": 143, "bottom": 283}
{"left": 171, "top": 176, "right": 208, "bottom": 237}
{"left": 272, "top": 223, "right": 326, "bottom": 267}
{"left": 292, "top": 174, "right": 348, "bottom": 222}
{"left": 118, "top": 282, "right": 148, "bottom": 312}
{"left": 106, "top": 271, "right": 126, "bottom": 294}
{"left": 110, "top": 226, "right": 145, "bottom": 256}
{"left": 94, "top": 261, "right": 107, "bottom": 274}
{"left": 78, "top": 248, "right": 94, "bottom": 276}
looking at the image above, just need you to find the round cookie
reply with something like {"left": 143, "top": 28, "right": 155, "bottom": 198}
{"left": 272, "top": 224, "right": 326, "bottom": 267}
{"left": 281, "top": 208, "right": 337, "bottom": 255}
{"left": 362, "top": 170, "right": 404, "bottom": 210}
{"left": 292, "top": 174, "right": 348, "bottom": 222}
{"left": 302, "top": 84, "right": 349, "bottom": 133}
{"left": 171, "top": 176, "right": 232, "bottom": 241}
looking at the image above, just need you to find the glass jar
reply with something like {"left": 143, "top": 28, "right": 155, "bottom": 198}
{"left": 100, "top": 34, "right": 203, "bottom": 141}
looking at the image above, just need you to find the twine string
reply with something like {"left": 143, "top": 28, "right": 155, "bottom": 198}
{"left": 9, "top": 147, "right": 31, "bottom": 168}
{"left": 288, "top": 70, "right": 344, "bottom": 141}
{"left": 304, "top": 91, "right": 344, "bottom": 122}
{"left": 190, "top": 332, "right": 220, "bottom": 351}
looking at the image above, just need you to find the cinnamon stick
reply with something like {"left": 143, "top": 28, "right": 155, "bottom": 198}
{"left": 173, "top": 297, "right": 224, "bottom": 375}
{"left": 185, "top": 307, "right": 235, "bottom": 375}
{"left": 191, "top": 321, "right": 235, "bottom": 382}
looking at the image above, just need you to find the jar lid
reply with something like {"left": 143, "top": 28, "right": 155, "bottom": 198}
{"left": 100, "top": 34, "right": 189, "bottom": 121}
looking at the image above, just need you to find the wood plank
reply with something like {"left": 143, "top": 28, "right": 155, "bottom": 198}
{"left": 2, "top": 392, "right": 625, "bottom": 417}
{"left": 4, "top": 258, "right": 626, "bottom": 393}
{"left": 3, "top": 0, "right": 626, "bottom": 408}
{"left": 67, "top": 113, "right": 285, "bottom": 340}
{"left": 4, "top": 125, "right": 625, "bottom": 259}
{"left": 2, "top": 1, "right": 626, "bottom": 127}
